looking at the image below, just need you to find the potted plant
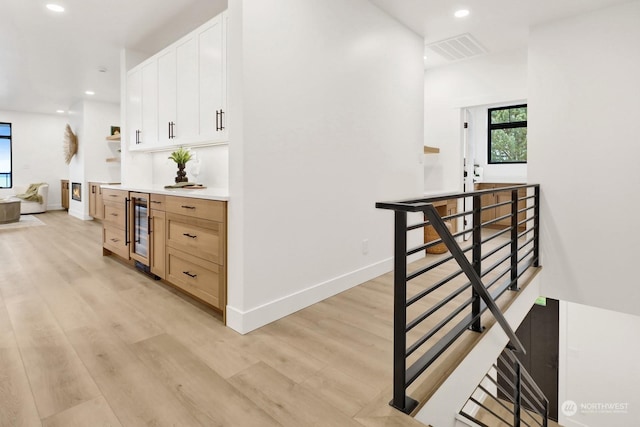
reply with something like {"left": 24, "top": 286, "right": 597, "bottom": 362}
{"left": 168, "top": 147, "right": 193, "bottom": 183}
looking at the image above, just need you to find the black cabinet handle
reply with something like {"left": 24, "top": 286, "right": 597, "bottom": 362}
{"left": 183, "top": 271, "right": 197, "bottom": 278}
{"left": 216, "top": 110, "right": 220, "bottom": 131}
{"left": 220, "top": 110, "right": 225, "bottom": 131}
{"left": 110, "top": 238, "right": 120, "bottom": 243}
{"left": 125, "top": 198, "right": 130, "bottom": 246}
{"left": 181, "top": 205, "right": 196, "bottom": 210}
{"left": 182, "top": 233, "right": 197, "bottom": 239}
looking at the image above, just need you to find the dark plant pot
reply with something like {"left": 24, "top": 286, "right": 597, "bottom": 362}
{"left": 175, "top": 163, "right": 188, "bottom": 183}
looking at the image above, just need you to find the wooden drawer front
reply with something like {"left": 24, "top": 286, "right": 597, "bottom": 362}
{"left": 166, "top": 214, "right": 223, "bottom": 264}
{"left": 103, "top": 226, "right": 129, "bottom": 259}
{"left": 167, "top": 248, "right": 222, "bottom": 308}
{"left": 103, "top": 203, "right": 126, "bottom": 229}
{"left": 165, "top": 196, "right": 225, "bottom": 222}
{"left": 102, "top": 189, "right": 128, "bottom": 204}
{"left": 150, "top": 194, "right": 166, "bottom": 211}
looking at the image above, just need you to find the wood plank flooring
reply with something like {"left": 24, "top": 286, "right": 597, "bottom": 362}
{"left": 0, "top": 211, "right": 535, "bottom": 426}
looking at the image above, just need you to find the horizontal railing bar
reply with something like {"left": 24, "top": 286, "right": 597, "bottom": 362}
{"left": 478, "top": 384, "right": 516, "bottom": 416}
{"left": 406, "top": 243, "right": 473, "bottom": 281}
{"left": 480, "top": 226, "right": 512, "bottom": 244}
{"left": 406, "top": 283, "right": 471, "bottom": 332}
{"left": 517, "top": 226, "right": 536, "bottom": 239}
{"left": 468, "top": 396, "right": 514, "bottom": 427}
{"left": 521, "top": 383, "right": 546, "bottom": 414}
{"left": 481, "top": 239, "right": 512, "bottom": 261}
{"left": 503, "top": 350, "right": 548, "bottom": 405}
{"left": 481, "top": 215, "right": 512, "bottom": 229}
{"left": 484, "top": 266, "right": 511, "bottom": 291}
{"left": 518, "top": 247, "right": 535, "bottom": 263}
{"left": 406, "top": 297, "right": 473, "bottom": 356}
{"left": 458, "top": 411, "right": 492, "bottom": 427}
{"left": 485, "top": 368, "right": 517, "bottom": 405}
{"left": 407, "top": 268, "right": 465, "bottom": 307}
{"left": 481, "top": 253, "right": 511, "bottom": 278}
{"left": 406, "top": 229, "right": 471, "bottom": 256}
{"left": 376, "top": 184, "right": 539, "bottom": 212}
{"left": 407, "top": 253, "right": 456, "bottom": 281}
{"left": 406, "top": 311, "right": 480, "bottom": 387}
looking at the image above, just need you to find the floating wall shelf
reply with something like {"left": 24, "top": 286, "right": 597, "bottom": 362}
{"left": 424, "top": 146, "right": 440, "bottom": 154}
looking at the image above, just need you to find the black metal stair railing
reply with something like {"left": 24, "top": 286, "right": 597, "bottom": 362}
{"left": 459, "top": 346, "right": 549, "bottom": 427}
{"left": 376, "top": 184, "right": 541, "bottom": 414}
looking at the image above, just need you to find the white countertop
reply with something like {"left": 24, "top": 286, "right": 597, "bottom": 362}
{"left": 101, "top": 184, "right": 229, "bottom": 201}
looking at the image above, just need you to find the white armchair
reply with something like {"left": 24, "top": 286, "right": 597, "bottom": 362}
{"left": 10, "top": 184, "right": 49, "bottom": 214}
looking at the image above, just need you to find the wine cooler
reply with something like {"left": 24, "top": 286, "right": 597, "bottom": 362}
{"left": 129, "top": 192, "right": 150, "bottom": 265}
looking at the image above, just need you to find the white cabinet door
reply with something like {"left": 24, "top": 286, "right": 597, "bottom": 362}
{"left": 140, "top": 60, "right": 158, "bottom": 149}
{"left": 158, "top": 48, "right": 177, "bottom": 146}
{"left": 198, "top": 14, "right": 226, "bottom": 141}
{"left": 176, "top": 36, "right": 199, "bottom": 143}
{"left": 127, "top": 68, "right": 142, "bottom": 150}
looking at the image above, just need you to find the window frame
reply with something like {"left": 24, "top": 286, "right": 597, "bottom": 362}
{"left": 0, "top": 122, "right": 12, "bottom": 189}
{"left": 487, "top": 104, "right": 527, "bottom": 165}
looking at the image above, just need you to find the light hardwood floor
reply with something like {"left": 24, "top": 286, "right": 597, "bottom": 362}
{"left": 1, "top": 211, "right": 433, "bottom": 427}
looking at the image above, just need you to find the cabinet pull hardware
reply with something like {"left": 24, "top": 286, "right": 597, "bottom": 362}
{"left": 92, "top": 186, "right": 95, "bottom": 194}
{"left": 125, "top": 198, "right": 130, "bottom": 246}
{"left": 109, "top": 194, "right": 118, "bottom": 197}
{"left": 168, "top": 122, "right": 171, "bottom": 139}
{"left": 110, "top": 213, "right": 118, "bottom": 217}
{"left": 215, "top": 110, "right": 219, "bottom": 131}
{"left": 183, "top": 271, "right": 197, "bottom": 278}
{"left": 148, "top": 216, "right": 152, "bottom": 235}
{"left": 111, "top": 238, "right": 119, "bottom": 243}
{"left": 181, "top": 205, "right": 196, "bottom": 210}
{"left": 151, "top": 200, "right": 162, "bottom": 204}
{"left": 220, "top": 110, "right": 225, "bottom": 130}
{"left": 182, "top": 233, "right": 197, "bottom": 239}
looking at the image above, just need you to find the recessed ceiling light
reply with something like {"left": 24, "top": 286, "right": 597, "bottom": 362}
{"left": 85, "top": 90, "right": 95, "bottom": 95}
{"left": 56, "top": 110, "right": 65, "bottom": 113}
{"left": 46, "top": 4, "right": 65, "bottom": 13}
{"left": 454, "top": 9, "right": 470, "bottom": 18}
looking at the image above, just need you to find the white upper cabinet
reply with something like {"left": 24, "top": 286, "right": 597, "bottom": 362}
{"left": 198, "top": 14, "right": 226, "bottom": 141}
{"left": 126, "top": 11, "right": 227, "bottom": 152}
{"left": 128, "top": 59, "right": 158, "bottom": 151}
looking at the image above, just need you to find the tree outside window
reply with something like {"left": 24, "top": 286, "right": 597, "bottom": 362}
{"left": 488, "top": 105, "right": 527, "bottom": 164}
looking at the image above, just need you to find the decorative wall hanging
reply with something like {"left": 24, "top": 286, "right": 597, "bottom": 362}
{"left": 63, "top": 124, "right": 78, "bottom": 164}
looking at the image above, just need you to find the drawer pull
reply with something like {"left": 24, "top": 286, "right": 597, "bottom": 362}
{"left": 110, "top": 238, "right": 120, "bottom": 243}
{"left": 151, "top": 200, "right": 162, "bottom": 204}
{"left": 183, "top": 271, "right": 197, "bottom": 278}
{"left": 181, "top": 205, "right": 196, "bottom": 210}
{"left": 109, "top": 194, "right": 118, "bottom": 197}
{"left": 182, "top": 233, "right": 197, "bottom": 239}
{"left": 110, "top": 213, "right": 118, "bottom": 217}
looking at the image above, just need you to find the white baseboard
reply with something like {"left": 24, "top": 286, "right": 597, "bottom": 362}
{"left": 68, "top": 208, "right": 92, "bottom": 221}
{"left": 226, "top": 257, "right": 393, "bottom": 334}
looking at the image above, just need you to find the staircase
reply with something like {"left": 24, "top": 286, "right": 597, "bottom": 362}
{"left": 376, "top": 184, "right": 550, "bottom": 427}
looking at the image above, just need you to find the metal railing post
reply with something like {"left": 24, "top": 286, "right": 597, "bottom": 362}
{"left": 510, "top": 189, "right": 519, "bottom": 291}
{"left": 389, "top": 210, "right": 417, "bottom": 414}
{"left": 471, "top": 195, "right": 482, "bottom": 332}
{"left": 533, "top": 186, "right": 540, "bottom": 267}
{"left": 514, "top": 360, "right": 522, "bottom": 427}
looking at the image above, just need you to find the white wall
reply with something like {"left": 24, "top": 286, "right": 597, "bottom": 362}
{"left": 151, "top": 145, "right": 228, "bottom": 189}
{"left": 0, "top": 110, "right": 69, "bottom": 209}
{"left": 528, "top": 1, "right": 640, "bottom": 316}
{"left": 424, "top": 48, "right": 528, "bottom": 193}
{"left": 68, "top": 100, "right": 120, "bottom": 220}
{"left": 559, "top": 302, "right": 640, "bottom": 426}
{"left": 226, "top": 0, "right": 424, "bottom": 333}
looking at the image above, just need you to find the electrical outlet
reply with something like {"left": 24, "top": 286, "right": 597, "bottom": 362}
{"left": 362, "top": 239, "right": 369, "bottom": 255}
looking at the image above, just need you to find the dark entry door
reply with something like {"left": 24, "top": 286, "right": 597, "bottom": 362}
{"left": 499, "top": 298, "right": 559, "bottom": 421}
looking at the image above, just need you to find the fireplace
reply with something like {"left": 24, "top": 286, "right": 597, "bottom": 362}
{"left": 71, "top": 182, "right": 81, "bottom": 201}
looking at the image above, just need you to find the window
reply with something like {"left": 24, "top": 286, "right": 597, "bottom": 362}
{"left": 0, "top": 122, "right": 11, "bottom": 188}
{"left": 488, "top": 104, "right": 527, "bottom": 164}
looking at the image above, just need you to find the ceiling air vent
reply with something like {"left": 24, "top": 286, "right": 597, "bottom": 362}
{"left": 425, "top": 33, "right": 487, "bottom": 62}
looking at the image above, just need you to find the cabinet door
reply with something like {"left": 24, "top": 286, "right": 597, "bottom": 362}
{"left": 88, "top": 183, "right": 96, "bottom": 217}
{"left": 129, "top": 192, "right": 150, "bottom": 266}
{"left": 157, "top": 48, "right": 177, "bottom": 146}
{"left": 150, "top": 209, "right": 166, "bottom": 279}
{"left": 126, "top": 69, "right": 142, "bottom": 149}
{"left": 95, "top": 186, "right": 105, "bottom": 220}
{"left": 198, "top": 15, "right": 225, "bottom": 141}
{"left": 176, "top": 36, "right": 199, "bottom": 142}
{"left": 141, "top": 60, "right": 158, "bottom": 148}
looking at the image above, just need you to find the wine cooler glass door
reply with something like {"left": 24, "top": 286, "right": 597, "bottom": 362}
{"left": 131, "top": 194, "right": 149, "bottom": 263}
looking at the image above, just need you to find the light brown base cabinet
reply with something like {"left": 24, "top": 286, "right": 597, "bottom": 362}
{"left": 61, "top": 179, "right": 69, "bottom": 210}
{"left": 101, "top": 189, "right": 227, "bottom": 321}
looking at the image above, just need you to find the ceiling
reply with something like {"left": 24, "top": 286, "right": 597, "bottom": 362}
{"left": 0, "top": 0, "right": 632, "bottom": 115}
